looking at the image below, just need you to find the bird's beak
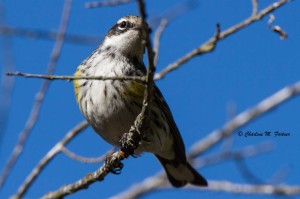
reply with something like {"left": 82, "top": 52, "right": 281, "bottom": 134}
{"left": 134, "top": 25, "right": 151, "bottom": 34}
{"left": 134, "top": 25, "right": 143, "bottom": 31}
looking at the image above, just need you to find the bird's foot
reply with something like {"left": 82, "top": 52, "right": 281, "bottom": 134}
{"left": 119, "top": 127, "right": 141, "bottom": 157}
{"left": 104, "top": 151, "right": 124, "bottom": 174}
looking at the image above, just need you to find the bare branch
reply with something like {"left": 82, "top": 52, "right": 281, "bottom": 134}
{"left": 138, "top": 0, "right": 156, "bottom": 101}
{"left": 0, "top": 0, "right": 72, "bottom": 189}
{"left": 111, "top": 172, "right": 167, "bottom": 199}
{"left": 85, "top": 0, "right": 133, "bottom": 8}
{"left": 267, "top": 14, "right": 288, "bottom": 39}
{"left": 154, "top": 0, "right": 291, "bottom": 80}
{"left": 219, "top": 101, "right": 237, "bottom": 153}
{"left": 272, "top": 25, "right": 288, "bottom": 39}
{"left": 0, "top": 26, "right": 99, "bottom": 45}
{"left": 131, "top": 0, "right": 156, "bottom": 132}
{"left": 153, "top": 19, "right": 169, "bottom": 65}
{"left": 62, "top": 146, "right": 115, "bottom": 163}
{"left": 186, "top": 181, "right": 300, "bottom": 195}
{"left": 42, "top": 150, "right": 126, "bottom": 199}
{"left": 194, "top": 141, "right": 274, "bottom": 168}
{"left": 6, "top": 72, "right": 147, "bottom": 84}
{"left": 234, "top": 145, "right": 290, "bottom": 185}
{"left": 126, "top": 178, "right": 300, "bottom": 196}
{"left": 251, "top": 0, "right": 258, "bottom": 16}
{"left": 268, "top": 165, "right": 291, "bottom": 184}
{"left": 151, "top": 0, "right": 197, "bottom": 65}
{"left": 11, "top": 121, "right": 89, "bottom": 199}
{"left": 234, "top": 158, "right": 265, "bottom": 184}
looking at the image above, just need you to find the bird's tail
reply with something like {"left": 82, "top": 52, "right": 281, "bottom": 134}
{"left": 156, "top": 155, "right": 208, "bottom": 188}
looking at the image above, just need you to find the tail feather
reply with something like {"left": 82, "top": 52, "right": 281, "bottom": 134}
{"left": 156, "top": 155, "right": 208, "bottom": 188}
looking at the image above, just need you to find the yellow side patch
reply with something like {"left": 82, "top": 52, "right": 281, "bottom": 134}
{"left": 126, "top": 81, "right": 145, "bottom": 98}
{"left": 73, "top": 69, "right": 81, "bottom": 102}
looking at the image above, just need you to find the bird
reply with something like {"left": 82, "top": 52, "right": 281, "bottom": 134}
{"left": 74, "top": 15, "right": 208, "bottom": 187}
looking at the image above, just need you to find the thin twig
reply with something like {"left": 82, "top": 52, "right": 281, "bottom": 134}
{"left": 234, "top": 158, "right": 265, "bottom": 184}
{"left": 267, "top": 14, "right": 288, "bottom": 39}
{"left": 251, "top": 0, "right": 258, "bottom": 16}
{"left": 153, "top": 19, "right": 168, "bottom": 65}
{"left": 151, "top": 0, "right": 196, "bottom": 65}
{"left": 149, "top": 0, "right": 197, "bottom": 28}
{"left": 268, "top": 165, "right": 291, "bottom": 184}
{"left": 0, "top": 25, "right": 99, "bottom": 45}
{"left": 154, "top": 0, "right": 291, "bottom": 80}
{"left": 6, "top": 72, "right": 147, "bottom": 84}
{"left": 194, "top": 141, "right": 274, "bottom": 168}
{"left": 62, "top": 146, "right": 115, "bottom": 163}
{"left": 110, "top": 172, "right": 167, "bottom": 199}
{"left": 42, "top": 151, "right": 124, "bottom": 199}
{"left": 186, "top": 180, "right": 300, "bottom": 195}
{"left": 85, "top": 0, "right": 133, "bottom": 8}
{"left": 234, "top": 146, "right": 290, "bottom": 185}
{"left": 11, "top": 121, "right": 89, "bottom": 199}
{"left": 0, "top": 0, "right": 72, "bottom": 189}
{"left": 131, "top": 0, "right": 156, "bottom": 134}
{"left": 219, "top": 101, "right": 237, "bottom": 154}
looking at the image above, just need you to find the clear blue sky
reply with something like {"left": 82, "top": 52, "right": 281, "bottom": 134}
{"left": 1, "top": 0, "right": 300, "bottom": 198}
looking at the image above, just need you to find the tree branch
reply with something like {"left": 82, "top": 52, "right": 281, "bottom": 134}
{"left": 154, "top": 0, "right": 291, "bottom": 80}
{"left": 186, "top": 181, "right": 300, "bottom": 195}
{"left": 62, "top": 146, "right": 114, "bottom": 164}
{"left": 194, "top": 141, "right": 274, "bottom": 168}
{"left": 11, "top": 121, "right": 88, "bottom": 199}
{"left": 251, "top": 0, "right": 258, "bottom": 16}
{"left": 130, "top": 0, "right": 156, "bottom": 137}
{"left": 267, "top": 14, "right": 288, "bottom": 39}
{"left": 85, "top": 0, "right": 133, "bottom": 8}
{"left": 0, "top": 25, "right": 99, "bottom": 45}
{"left": 42, "top": 150, "right": 125, "bottom": 199}
{"left": 6, "top": 72, "right": 147, "bottom": 84}
{"left": 153, "top": 18, "right": 169, "bottom": 65}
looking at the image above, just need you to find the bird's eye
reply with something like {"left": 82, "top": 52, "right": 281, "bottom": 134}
{"left": 118, "top": 21, "right": 127, "bottom": 30}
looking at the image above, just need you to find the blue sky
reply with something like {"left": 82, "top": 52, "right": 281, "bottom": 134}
{"left": 1, "top": 0, "right": 300, "bottom": 198}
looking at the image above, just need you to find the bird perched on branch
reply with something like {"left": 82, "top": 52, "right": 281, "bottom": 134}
{"left": 74, "top": 15, "right": 207, "bottom": 187}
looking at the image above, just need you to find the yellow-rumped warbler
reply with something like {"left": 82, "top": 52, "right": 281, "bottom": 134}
{"left": 74, "top": 15, "right": 207, "bottom": 187}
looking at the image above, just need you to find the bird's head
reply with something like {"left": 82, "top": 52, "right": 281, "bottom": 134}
{"left": 103, "top": 15, "right": 149, "bottom": 59}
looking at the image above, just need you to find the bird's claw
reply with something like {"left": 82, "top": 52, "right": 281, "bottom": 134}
{"left": 119, "top": 130, "right": 141, "bottom": 156}
{"left": 105, "top": 152, "right": 124, "bottom": 174}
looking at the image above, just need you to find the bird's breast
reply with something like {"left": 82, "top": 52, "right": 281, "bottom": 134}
{"left": 74, "top": 68, "right": 144, "bottom": 146}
